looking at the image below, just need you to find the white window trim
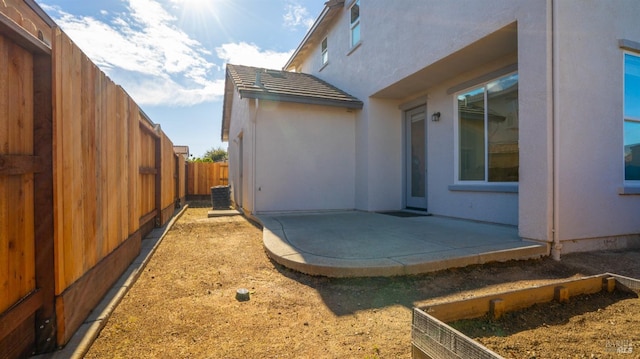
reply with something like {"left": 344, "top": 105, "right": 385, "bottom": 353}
{"left": 622, "top": 50, "right": 640, "bottom": 191}
{"left": 349, "top": 0, "right": 360, "bottom": 49}
{"left": 452, "top": 71, "right": 518, "bottom": 187}
{"left": 321, "top": 37, "right": 328, "bottom": 66}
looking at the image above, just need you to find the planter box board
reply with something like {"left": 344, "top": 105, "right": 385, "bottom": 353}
{"left": 412, "top": 273, "right": 640, "bottom": 359}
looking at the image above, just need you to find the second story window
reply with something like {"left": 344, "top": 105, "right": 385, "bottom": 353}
{"left": 350, "top": 0, "right": 360, "bottom": 47}
{"left": 321, "top": 37, "right": 328, "bottom": 65}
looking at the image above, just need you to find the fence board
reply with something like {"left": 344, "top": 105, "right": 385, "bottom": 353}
{"left": 128, "top": 98, "right": 139, "bottom": 235}
{"left": 81, "top": 54, "right": 95, "bottom": 268}
{"left": 0, "top": 176, "right": 6, "bottom": 311}
{"left": 115, "top": 85, "right": 124, "bottom": 246}
{"left": 71, "top": 38, "right": 84, "bottom": 278}
{"left": 98, "top": 70, "right": 108, "bottom": 257}
{"left": 177, "top": 155, "right": 186, "bottom": 203}
{"left": 51, "top": 28, "right": 64, "bottom": 296}
{"left": 159, "top": 132, "right": 176, "bottom": 225}
{"left": 138, "top": 122, "right": 156, "bottom": 222}
{"left": 32, "top": 51, "right": 55, "bottom": 353}
{"left": 0, "top": 33, "right": 6, "bottom": 310}
{"left": 105, "top": 70, "right": 116, "bottom": 255}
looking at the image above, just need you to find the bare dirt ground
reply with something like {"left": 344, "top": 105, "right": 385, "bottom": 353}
{"left": 451, "top": 289, "right": 639, "bottom": 358}
{"left": 84, "top": 206, "right": 640, "bottom": 359}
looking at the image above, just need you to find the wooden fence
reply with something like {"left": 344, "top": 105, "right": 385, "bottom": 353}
{"left": 187, "top": 161, "right": 229, "bottom": 196}
{"left": 0, "top": 1, "right": 189, "bottom": 357}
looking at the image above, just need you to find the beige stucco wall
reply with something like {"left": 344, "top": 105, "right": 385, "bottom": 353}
{"left": 552, "top": 0, "right": 640, "bottom": 249}
{"left": 279, "top": 0, "right": 640, "bottom": 252}
{"left": 229, "top": 95, "right": 357, "bottom": 214}
{"left": 227, "top": 90, "right": 256, "bottom": 213}
{"left": 295, "top": 0, "right": 550, "bottom": 227}
{"left": 254, "top": 101, "right": 356, "bottom": 212}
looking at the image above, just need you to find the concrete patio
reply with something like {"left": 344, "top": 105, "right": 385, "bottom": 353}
{"left": 257, "top": 211, "right": 549, "bottom": 277}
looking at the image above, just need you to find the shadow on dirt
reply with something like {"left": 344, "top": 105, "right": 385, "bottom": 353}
{"left": 270, "top": 257, "right": 585, "bottom": 316}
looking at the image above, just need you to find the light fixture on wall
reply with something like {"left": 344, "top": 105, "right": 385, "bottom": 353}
{"left": 431, "top": 112, "right": 441, "bottom": 122}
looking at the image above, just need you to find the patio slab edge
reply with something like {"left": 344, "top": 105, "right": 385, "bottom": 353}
{"left": 258, "top": 214, "right": 549, "bottom": 278}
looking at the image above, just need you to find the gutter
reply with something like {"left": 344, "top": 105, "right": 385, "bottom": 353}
{"left": 237, "top": 90, "right": 363, "bottom": 109}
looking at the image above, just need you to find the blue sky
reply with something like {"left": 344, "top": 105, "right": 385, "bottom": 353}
{"left": 36, "top": 0, "right": 325, "bottom": 158}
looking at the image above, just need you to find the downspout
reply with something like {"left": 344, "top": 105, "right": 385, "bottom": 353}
{"left": 550, "top": 0, "right": 562, "bottom": 260}
{"left": 251, "top": 98, "right": 259, "bottom": 215}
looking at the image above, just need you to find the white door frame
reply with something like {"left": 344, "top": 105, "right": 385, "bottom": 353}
{"left": 405, "top": 106, "right": 427, "bottom": 210}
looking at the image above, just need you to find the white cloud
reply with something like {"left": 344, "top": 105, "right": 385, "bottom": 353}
{"left": 40, "top": 0, "right": 223, "bottom": 106}
{"left": 283, "top": 2, "right": 315, "bottom": 30}
{"left": 216, "top": 42, "right": 293, "bottom": 70}
{"left": 117, "top": 73, "right": 226, "bottom": 106}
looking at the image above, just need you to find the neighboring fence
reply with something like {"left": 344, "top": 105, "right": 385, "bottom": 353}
{"left": 187, "top": 161, "right": 229, "bottom": 196}
{"left": 0, "top": 1, "right": 188, "bottom": 357}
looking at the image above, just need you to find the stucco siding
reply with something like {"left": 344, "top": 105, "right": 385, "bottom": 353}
{"left": 365, "top": 99, "right": 403, "bottom": 211}
{"left": 252, "top": 0, "right": 640, "bottom": 252}
{"left": 553, "top": 0, "right": 640, "bottom": 241}
{"left": 301, "top": 0, "right": 538, "bottom": 101}
{"left": 254, "top": 101, "right": 356, "bottom": 212}
{"left": 516, "top": 2, "right": 554, "bottom": 241}
{"left": 292, "top": 0, "right": 550, "bottom": 226}
{"left": 227, "top": 91, "right": 255, "bottom": 213}
{"left": 425, "top": 56, "right": 522, "bottom": 226}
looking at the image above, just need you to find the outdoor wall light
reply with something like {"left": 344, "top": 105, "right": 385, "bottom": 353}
{"left": 431, "top": 112, "right": 441, "bottom": 122}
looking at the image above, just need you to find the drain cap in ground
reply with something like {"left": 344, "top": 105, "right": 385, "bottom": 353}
{"left": 236, "top": 288, "right": 250, "bottom": 302}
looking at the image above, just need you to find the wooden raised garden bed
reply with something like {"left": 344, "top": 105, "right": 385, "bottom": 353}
{"left": 412, "top": 273, "right": 640, "bottom": 359}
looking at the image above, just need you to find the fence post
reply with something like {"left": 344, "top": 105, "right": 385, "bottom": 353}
{"left": 154, "top": 126, "right": 162, "bottom": 226}
{"left": 33, "top": 52, "right": 56, "bottom": 353}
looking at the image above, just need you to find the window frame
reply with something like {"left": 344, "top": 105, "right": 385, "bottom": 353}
{"left": 349, "top": 0, "right": 360, "bottom": 48}
{"left": 453, "top": 71, "right": 519, "bottom": 185}
{"left": 321, "top": 37, "right": 328, "bottom": 66}
{"left": 623, "top": 50, "right": 640, "bottom": 184}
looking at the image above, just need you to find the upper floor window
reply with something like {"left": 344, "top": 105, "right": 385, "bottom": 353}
{"left": 456, "top": 73, "right": 519, "bottom": 183}
{"left": 321, "top": 37, "right": 328, "bottom": 65}
{"left": 624, "top": 52, "right": 640, "bottom": 181}
{"left": 350, "top": 0, "right": 360, "bottom": 47}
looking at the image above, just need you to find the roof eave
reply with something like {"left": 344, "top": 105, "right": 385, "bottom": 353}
{"left": 220, "top": 68, "right": 235, "bottom": 142}
{"left": 283, "top": 1, "right": 344, "bottom": 71}
{"left": 239, "top": 90, "right": 363, "bottom": 110}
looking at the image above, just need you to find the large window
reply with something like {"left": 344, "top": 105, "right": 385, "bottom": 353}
{"left": 624, "top": 52, "right": 640, "bottom": 181}
{"left": 350, "top": 0, "right": 360, "bottom": 47}
{"left": 457, "top": 73, "right": 519, "bottom": 182}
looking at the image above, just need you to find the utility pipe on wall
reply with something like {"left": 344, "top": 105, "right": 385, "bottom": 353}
{"left": 551, "top": 0, "right": 562, "bottom": 260}
{"left": 251, "top": 98, "right": 259, "bottom": 215}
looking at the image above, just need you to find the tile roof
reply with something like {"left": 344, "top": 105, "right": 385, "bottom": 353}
{"left": 225, "top": 64, "right": 363, "bottom": 109}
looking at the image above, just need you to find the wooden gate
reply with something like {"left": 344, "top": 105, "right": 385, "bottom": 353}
{"left": 187, "top": 162, "right": 229, "bottom": 196}
{"left": 0, "top": 4, "right": 55, "bottom": 357}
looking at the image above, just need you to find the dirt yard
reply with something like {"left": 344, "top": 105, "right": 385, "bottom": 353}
{"left": 450, "top": 289, "right": 639, "bottom": 358}
{"left": 84, "top": 206, "right": 640, "bottom": 359}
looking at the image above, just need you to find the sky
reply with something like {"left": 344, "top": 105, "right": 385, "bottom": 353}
{"left": 36, "top": 0, "right": 325, "bottom": 158}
